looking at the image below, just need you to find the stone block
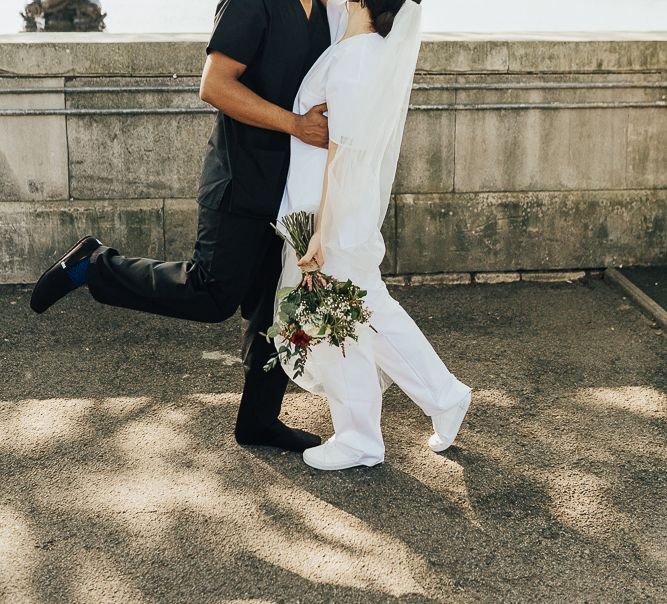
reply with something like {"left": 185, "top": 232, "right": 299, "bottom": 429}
{"left": 454, "top": 106, "right": 666, "bottom": 192}
{"left": 67, "top": 111, "right": 214, "bottom": 199}
{"left": 410, "top": 273, "right": 471, "bottom": 285}
{"left": 394, "top": 110, "right": 455, "bottom": 194}
{"left": 418, "top": 37, "right": 509, "bottom": 73}
{"left": 521, "top": 271, "right": 586, "bottom": 282}
{"left": 474, "top": 272, "right": 521, "bottom": 284}
{"left": 66, "top": 76, "right": 213, "bottom": 200}
{"left": 0, "top": 77, "right": 69, "bottom": 201}
{"left": 164, "top": 198, "right": 197, "bottom": 261}
{"left": 508, "top": 38, "right": 667, "bottom": 73}
{"left": 395, "top": 190, "right": 667, "bottom": 274}
{"left": 0, "top": 199, "right": 164, "bottom": 283}
{"left": 380, "top": 196, "right": 397, "bottom": 274}
{"left": 626, "top": 107, "right": 667, "bottom": 189}
{"left": 384, "top": 275, "right": 409, "bottom": 286}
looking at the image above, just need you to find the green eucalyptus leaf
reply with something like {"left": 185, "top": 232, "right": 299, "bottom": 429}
{"left": 281, "top": 303, "right": 297, "bottom": 315}
{"left": 277, "top": 287, "right": 294, "bottom": 300}
{"left": 266, "top": 324, "right": 281, "bottom": 339}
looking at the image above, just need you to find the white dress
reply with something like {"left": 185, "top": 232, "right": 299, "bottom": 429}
{"left": 275, "top": 0, "right": 472, "bottom": 464}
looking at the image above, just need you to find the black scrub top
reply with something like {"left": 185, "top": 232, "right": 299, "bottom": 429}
{"left": 197, "top": 0, "right": 331, "bottom": 218}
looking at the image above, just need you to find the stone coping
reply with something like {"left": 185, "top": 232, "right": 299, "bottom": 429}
{"left": 1, "top": 31, "right": 666, "bottom": 43}
{"left": 422, "top": 31, "right": 667, "bottom": 41}
{"left": 0, "top": 32, "right": 665, "bottom": 76}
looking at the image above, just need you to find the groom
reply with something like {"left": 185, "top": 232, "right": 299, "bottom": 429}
{"left": 30, "top": 0, "right": 332, "bottom": 452}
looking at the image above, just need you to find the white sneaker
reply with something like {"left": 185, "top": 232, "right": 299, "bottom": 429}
{"left": 303, "top": 438, "right": 383, "bottom": 471}
{"left": 428, "top": 391, "right": 472, "bottom": 452}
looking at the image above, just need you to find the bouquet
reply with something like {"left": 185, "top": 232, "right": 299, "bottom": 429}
{"left": 262, "top": 211, "right": 374, "bottom": 379}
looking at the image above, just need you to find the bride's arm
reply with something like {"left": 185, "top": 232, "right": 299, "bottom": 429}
{"left": 297, "top": 140, "right": 338, "bottom": 268}
{"left": 298, "top": 44, "right": 360, "bottom": 268}
{"left": 315, "top": 141, "right": 337, "bottom": 233}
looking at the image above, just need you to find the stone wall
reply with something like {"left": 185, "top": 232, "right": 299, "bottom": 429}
{"left": 0, "top": 32, "right": 665, "bottom": 283}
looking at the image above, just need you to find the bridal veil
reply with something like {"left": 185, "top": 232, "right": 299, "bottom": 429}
{"left": 320, "top": 0, "right": 423, "bottom": 274}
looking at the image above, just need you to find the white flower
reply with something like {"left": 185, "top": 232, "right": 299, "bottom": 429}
{"left": 302, "top": 323, "right": 321, "bottom": 338}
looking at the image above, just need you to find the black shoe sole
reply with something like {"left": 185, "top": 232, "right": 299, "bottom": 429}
{"left": 30, "top": 235, "right": 102, "bottom": 314}
{"left": 235, "top": 429, "right": 322, "bottom": 453}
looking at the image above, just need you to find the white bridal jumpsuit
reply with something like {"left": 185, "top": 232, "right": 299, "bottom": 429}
{"left": 274, "top": 0, "right": 472, "bottom": 465}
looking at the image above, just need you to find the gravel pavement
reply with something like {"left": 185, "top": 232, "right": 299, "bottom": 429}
{"left": 0, "top": 277, "right": 665, "bottom": 603}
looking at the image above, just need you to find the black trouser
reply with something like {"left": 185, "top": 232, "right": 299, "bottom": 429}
{"left": 86, "top": 192, "right": 289, "bottom": 440}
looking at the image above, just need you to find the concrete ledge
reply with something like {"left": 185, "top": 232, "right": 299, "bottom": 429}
{"left": 1, "top": 32, "right": 665, "bottom": 77}
{"left": 0, "top": 33, "right": 665, "bottom": 283}
{"left": 384, "top": 269, "right": 593, "bottom": 287}
{"left": 0, "top": 33, "right": 208, "bottom": 77}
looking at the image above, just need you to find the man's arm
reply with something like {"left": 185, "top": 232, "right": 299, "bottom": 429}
{"left": 199, "top": 51, "right": 329, "bottom": 149}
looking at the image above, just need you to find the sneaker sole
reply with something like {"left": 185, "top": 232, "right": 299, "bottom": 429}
{"left": 302, "top": 453, "right": 383, "bottom": 471}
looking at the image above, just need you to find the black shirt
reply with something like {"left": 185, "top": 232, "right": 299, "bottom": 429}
{"left": 197, "top": 0, "right": 331, "bottom": 218}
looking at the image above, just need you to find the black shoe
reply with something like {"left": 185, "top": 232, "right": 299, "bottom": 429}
{"left": 30, "top": 235, "right": 102, "bottom": 314}
{"left": 235, "top": 420, "right": 322, "bottom": 453}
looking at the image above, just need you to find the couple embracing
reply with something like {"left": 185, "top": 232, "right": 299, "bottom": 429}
{"left": 30, "top": 0, "right": 472, "bottom": 471}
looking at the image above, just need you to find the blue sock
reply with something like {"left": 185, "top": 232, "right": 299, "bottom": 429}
{"left": 65, "top": 256, "right": 90, "bottom": 287}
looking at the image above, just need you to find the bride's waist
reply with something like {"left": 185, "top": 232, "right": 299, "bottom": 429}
{"left": 284, "top": 150, "right": 326, "bottom": 211}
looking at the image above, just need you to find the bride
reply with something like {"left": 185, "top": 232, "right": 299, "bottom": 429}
{"left": 275, "top": 0, "right": 473, "bottom": 470}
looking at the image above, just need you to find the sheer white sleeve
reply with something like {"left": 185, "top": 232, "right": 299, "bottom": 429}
{"left": 320, "top": 1, "right": 423, "bottom": 261}
{"left": 325, "top": 46, "right": 365, "bottom": 146}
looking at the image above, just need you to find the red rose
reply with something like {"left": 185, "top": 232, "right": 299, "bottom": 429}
{"left": 290, "top": 329, "right": 312, "bottom": 347}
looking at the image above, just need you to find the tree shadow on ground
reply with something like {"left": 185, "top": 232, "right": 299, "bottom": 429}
{"left": 0, "top": 279, "right": 665, "bottom": 602}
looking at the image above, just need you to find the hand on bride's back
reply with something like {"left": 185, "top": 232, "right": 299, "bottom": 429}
{"left": 293, "top": 104, "right": 329, "bottom": 149}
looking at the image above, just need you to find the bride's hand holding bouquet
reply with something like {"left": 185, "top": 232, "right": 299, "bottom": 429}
{"left": 262, "top": 211, "right": 374, "bottom": 379}
{"left": 297, "top": 229, "right": 324, "bottom": 272}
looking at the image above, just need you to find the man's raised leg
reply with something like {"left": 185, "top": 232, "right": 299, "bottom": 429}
{"left": 29, "top": 196, "right": 321, "bottom": 451}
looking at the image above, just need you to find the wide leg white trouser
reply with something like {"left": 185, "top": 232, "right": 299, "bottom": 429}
{"left": 314, "top": 271, "right": 472, "bottom": 464}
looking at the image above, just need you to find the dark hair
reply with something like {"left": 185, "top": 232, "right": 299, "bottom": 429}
{"left": 364, "top": 0, "right": 421, "bottom": 38}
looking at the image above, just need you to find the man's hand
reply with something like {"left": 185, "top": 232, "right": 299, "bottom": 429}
{"left": 292, "top": 104, "right": 329, "bottom": 149}
{"left": 200, "top": 54, "right": 329, "bottom": 147}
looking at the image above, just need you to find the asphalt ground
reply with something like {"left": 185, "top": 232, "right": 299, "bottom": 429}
{"left": 620, "top": 266, "right": 667, "bottom": 310}
{"left": 0, "top": 276, "right": 665, "bottom": 603}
